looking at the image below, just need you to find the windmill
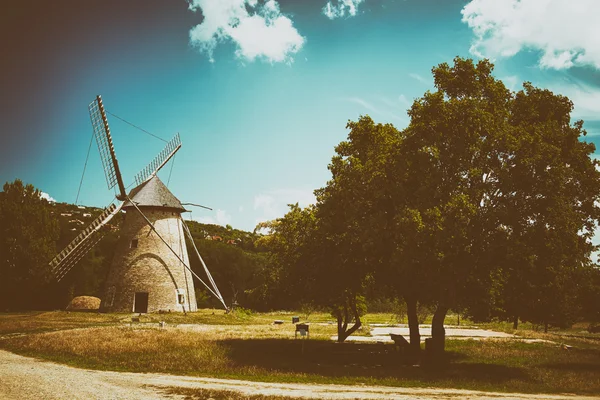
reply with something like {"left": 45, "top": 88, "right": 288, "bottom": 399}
{"left": 48, "top": 95, "right": 227, "bottom": 313}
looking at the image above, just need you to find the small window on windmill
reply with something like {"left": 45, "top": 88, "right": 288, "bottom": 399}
{"left": 176, "top": 288, "right": 185, "bottom": 304}
{"left": 130, "top": 238, "right": 139, "bottom": 248}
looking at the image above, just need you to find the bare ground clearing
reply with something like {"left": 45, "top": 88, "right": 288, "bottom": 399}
{"left": 0, "top": 349, "right": 596, "bottom": 400}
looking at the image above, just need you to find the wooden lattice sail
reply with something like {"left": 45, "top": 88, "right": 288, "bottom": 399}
{"left": 50, "top": 203, "right": 122, "bottom": 281}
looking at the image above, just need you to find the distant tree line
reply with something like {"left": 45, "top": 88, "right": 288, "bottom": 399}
{"left": 0, "top": 183, "right": 268, "bottom": 311}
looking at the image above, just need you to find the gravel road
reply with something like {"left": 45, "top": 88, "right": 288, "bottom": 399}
{"left": 0, "top": 349, "right": 595, "bottom": 399}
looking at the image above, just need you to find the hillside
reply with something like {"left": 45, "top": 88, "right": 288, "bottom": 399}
{"left": 184, "top": 220, "right": 263, "bottom": 252}
{"left": 51, "top": 202, "right": 121, "bottom": 249}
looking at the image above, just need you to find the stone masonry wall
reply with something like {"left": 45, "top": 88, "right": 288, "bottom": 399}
{"left": 100, "top": 207, "right": 198, "bottom": 313}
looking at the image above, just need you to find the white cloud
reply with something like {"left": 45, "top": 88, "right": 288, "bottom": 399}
{"left": 379, "top": 95, "right": 406, "bottom": 109}
{"left": 409, "top": 73, "right": 429, "bottom": 85}
{"left": 346, "top": 96, "right": 378, "bottom": 113}
{"left": 254, "top": 194, "right": 277, "bottom": 221}
{"left": 40, "top": 192, "right": 55, "bottom": 203}
{"left": 343, "top": 96, "right": 407, "bottom": 123}
{"left": 398, "top": 94, "right": 410, "bottom": 106}
{"left": 196, "top": 208, "right": 232, "bottom": 226}
{"left": 501, "top": 75, "right": 519, "bottom": 91}
{"left": 323, "top": 0, "right": 365, "bottom": 19}
{"left": 462, "top": 0, "right": 600, "bottom": 70}
{"left": 253, "top": 188, "right": 315, "bottom": 225}
{"left": 548, "top": 80, "right": 600, "bottom": 121}
{"left": 188, "top": 0, "right": 305, "bottom": 64}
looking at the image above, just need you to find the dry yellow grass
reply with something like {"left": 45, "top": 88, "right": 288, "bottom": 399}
{"left": 1, "top": 324, "right": 336, "bottom": 377}
{"left": 155, "top": 387, "right": 301, "bottom": 400}
{"left": 7, "top": 326, "right": 232, "bottom": 373}
{"left": 0, "top": 311, "right": 124, "bottom": 335}
{"left": 511, "top": 329, "right": 600, "bottom": 348}
{"left": 2, "top": 324, "right": 600, "bottom": 395}
{"left": 170, "top": 323, "right": 336, "bottom": 340}
{"left": 2, "top": 311, "right": 600, "bottom": 395}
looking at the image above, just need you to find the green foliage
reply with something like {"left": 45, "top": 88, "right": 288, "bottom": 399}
{"left": 230, "top": 306, "right": 253, "bottom": 318}
{"left": 578, "top": 267, "right": 600, "bottom": 323}
{"left": 186, "top": 233, "right": 269, "bottom": 309}
{"left": 388, "top": 57, "right": 598, "bottom": 336}
{"left": 0, "top": 180, "right": 60, "bottom": 310}
{"left": 249, "top": 204, "right": 319, "bottom": 311}
{"left": 298, "top": 301, "right": 316, "bottom": 321}
{"left": 257, "top": 57, "right": 600, "bottom": 349}
{"left": 392, "top": 300, "right": 407, "bottom": 324}
{"left": 195, "top": 288, "right": 213, "bottom": 308}
{"left": 185, "top": 219, "right": 261, "bottom": 252}
{"left": 416, "top": 303, "right": 434, "bottom": 325}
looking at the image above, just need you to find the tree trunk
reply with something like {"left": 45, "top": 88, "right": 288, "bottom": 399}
{"left": 544, "top": 322, "right": 548, "bottom": 333}
{"left": 430, "top": 305, "right": 448, "bottom": 355}
{"left": 405, "top": 297, "right": 420, "bottom": 354}
{"left": 457, "top": 313, "right": 460, "bottom": 326}
{"left": 336, "top": 300, "right": 362, "bottom": 342}
{"left": 513, "top": 316, "right": 519, "bottom": 330}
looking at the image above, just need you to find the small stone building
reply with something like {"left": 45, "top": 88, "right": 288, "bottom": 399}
{"left": 100, "top": 176, "right": 197, "bottom": 313}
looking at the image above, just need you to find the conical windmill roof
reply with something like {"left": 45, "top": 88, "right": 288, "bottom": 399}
{"left": 123, "top": 175, "right": 185, "bottom": 212}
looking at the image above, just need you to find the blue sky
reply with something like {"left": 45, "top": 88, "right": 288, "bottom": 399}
{"left": 1, "top": 0, "right": 600, "bottom": 231}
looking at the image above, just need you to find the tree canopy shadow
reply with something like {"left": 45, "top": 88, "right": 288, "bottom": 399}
{"left": 541, "top": 362, "right": 600, "bottom": 372}
{"left": 218, "top": 338, "right": 529, "bottom": 384}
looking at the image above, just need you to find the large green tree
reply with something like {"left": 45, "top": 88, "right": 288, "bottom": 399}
{"left": 397, "top": 57, "right": 600, "bottom": 345}
{"left": 256, "top": 202, "right": 369, "bottom": 342}
{"left": 492, "top": 82, "right": 600, "bottom": 331}
{"left": 315, "top": 117, "right": 403, "bottom": 342}
{"left": 395, "top": 58, "right": 516, "bottom": 351}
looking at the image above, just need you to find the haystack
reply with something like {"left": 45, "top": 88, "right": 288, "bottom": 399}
{"left": 66, "top": 296, "right": 101, "bottom": 311}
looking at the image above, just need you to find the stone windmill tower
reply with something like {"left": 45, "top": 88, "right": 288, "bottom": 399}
{"left": 48, "top": 95, "right": 227, "bottom": 313}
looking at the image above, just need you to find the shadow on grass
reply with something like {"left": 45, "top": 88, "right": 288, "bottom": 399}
{"left": 219, "top": 339, "right": 528, "bottom": 385}
{"left": 542, "top": 362, "right": 600, "bottom": 372}
{"left": 541, "top": 347, "right": 600, "bottom": 373}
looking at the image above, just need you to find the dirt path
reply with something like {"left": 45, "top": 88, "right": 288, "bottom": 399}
{"left": 0, "top": 349, "right": 595, "bottom": 400}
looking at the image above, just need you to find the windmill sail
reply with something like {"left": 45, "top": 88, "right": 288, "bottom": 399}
{"left": 50, "top": 203, "right": 123, "bottom": 282}
{"left": 133, "top": 133, "right": 181, "bottom": 186}
{"left": 88, "top": 95, "right": 127, "bottom": 200}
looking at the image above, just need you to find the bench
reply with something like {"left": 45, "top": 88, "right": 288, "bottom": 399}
{"left": 295, "top": 323, "right": 310, "bottom": 338}
{"left": 390, "top": 333, "right": 409, "bottom": 352}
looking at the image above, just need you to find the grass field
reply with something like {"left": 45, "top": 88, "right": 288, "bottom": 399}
{"left": 0, "top": 310, "right": 599, "bottom": 396}
{"left": 156, "top": 387, "right": 295, "bottom": 400}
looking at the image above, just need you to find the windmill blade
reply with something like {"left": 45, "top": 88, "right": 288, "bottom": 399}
{"left": 88, "top": 95, "right": 127, "bottom": 200}
{"left": 133, "top": 133, "right": 181, "bottom": 187}
{"left": 49, "top": 203, "right": 123, "bottom": 282}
